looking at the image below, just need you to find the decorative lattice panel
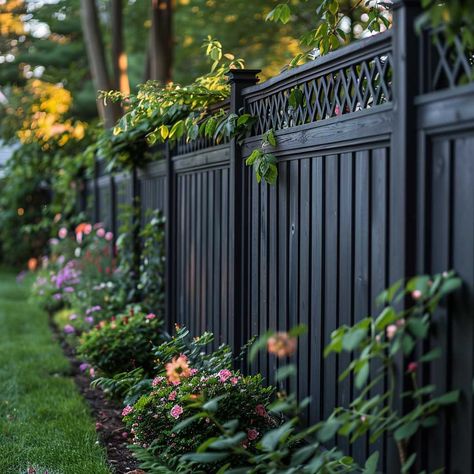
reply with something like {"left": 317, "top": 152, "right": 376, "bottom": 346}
{"left": 429, "top": 29, "right": 474, "bottom": 92}
{"left": 246, "top": 52, "right": 393, "bottom": 136}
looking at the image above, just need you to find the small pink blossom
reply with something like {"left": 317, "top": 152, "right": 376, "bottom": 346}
{"left": 152, "top": 376, "right": 165, "bottom": 387}
{"left": 360, "top": 415, "right": 367, "bottom": 423}
{"left": 168, "top": 391, "right": 177, "bottom": 401}
{"left": 247, "top": 428, "right": 259, "bottom": 441}
{"left": 255, "top": 404, "right": 267, "bottom": 417}
{"left": 146, "top": 313, "right": 156, "bottom": 320}
{"left": 89, "top": 367, "right": 95, "bottom": 378}
{"left": 412, "top": 290, "right": 422, "bottom": 300}
{"left": 84, "top": 223, "right": 92, "bottom": 235}
{"left": 122, "top": 405, "right": 134, "bottom": 417}
{"left": 230, "top": 377, "right": 239, "bottom": 385}
{"left": 218, "top": 369, "right": 232, "bottom": 382}
{"left": 190, "top": 368, "right": 198, "bottom": 375}
{"left": 170, "top": 404, "right": 183, "bottom": 419}
{"left": 396, "top": 318, "right": 405, "bottom": 328}
{"left": 96, "top": 228, "right": 105, "bottom": 238}
{"left": 386, "top": 324, "right": 398, "bottom": 340}
{"left": 105, "top": 231, "right": 113, "bottom": 241}
{"left": 58, "top": 227, "right": 68, "bottom": 239}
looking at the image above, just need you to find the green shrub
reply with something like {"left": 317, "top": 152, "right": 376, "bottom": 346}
{"left": 78, "top": 310, "right": 164, "bottom": 376}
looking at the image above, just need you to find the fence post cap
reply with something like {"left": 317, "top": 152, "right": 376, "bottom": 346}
{"left": 226, "top": 69, "right": 261, "bottom": 84}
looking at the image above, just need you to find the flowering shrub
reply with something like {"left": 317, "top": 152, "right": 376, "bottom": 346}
{"left": 123, "top": 367, "right": 275, "bottom": 472}
{"left": 77, "top": 310, "right": 164, "bottom": 376}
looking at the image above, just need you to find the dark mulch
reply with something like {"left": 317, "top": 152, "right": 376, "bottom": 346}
{"left": 49, "top": 321, "right": 143, "bottom": 474}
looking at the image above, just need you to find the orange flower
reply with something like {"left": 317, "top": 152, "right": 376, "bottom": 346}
{"left": 166, "top": 355, "right": 192, "bottom": 384}
{"left": 267, "top": 332, "right": 297, "bottom": 358}
{"left": 27, "top": 258, "right": 38, "bottom": 271}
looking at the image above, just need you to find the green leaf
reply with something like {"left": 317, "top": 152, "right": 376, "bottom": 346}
{"left": 394, "top": 421, "right": 419, "bottom": 441}
{"left": 181, "top": 452, "right": 229, "bottom": 463}
{"left": 375, "top": 306, "right": 397, "bottom": 331}
{"left": 318, "top": 419, "right": 341, "bottom": 442}
{"left": 203, "top": 394, "right": 226, "bottom": 412}
{"left": 401, "top": 453, "right": 417, "bottom": 473}
{"left": 355, "top": 361, "right": 370, "bottom": 390}
{"left": 172, "top": 414, "right": 203, "bottom": 432}
{"left": 434, "top": 390, "right": 459, "bottom": 406}
{"left": 245, "top": 149, "right": 262, "bottom": 166}
{"left": 407, "top": 318, "right": 429, "bottom": 339}
{"left": 260, "top": 420, "right": 295, "bottom": 451}
{"left": 276, "top": 364, "right": 297, "bottom": 382}
{"left": 209, "top": 432, "right": 247, "bottom": 450}
{"left": 342, "top": 328, "right": 367, "bottom": 351}
{"left": 419, "top": 347, "right": 442, "bottom": 362}
{"left": 363, "top": 451, "right": 379, "bottom": 474}
{"left": 440, "top": 277, "right": 462, "bottom": 296}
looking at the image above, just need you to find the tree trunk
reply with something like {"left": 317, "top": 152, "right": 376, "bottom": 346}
{"left": 111, "top": 0, "right": 130, "bottom": 100}
{"left": 80, "top": 0, "right": 119, "bottom": 128}
{"left": 149, "top": 0, "right": 173, "bottom": 83}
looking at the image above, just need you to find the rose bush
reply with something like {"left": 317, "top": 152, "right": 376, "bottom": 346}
{"left": 123, "top": 363, "right": 275, "bottom": 472}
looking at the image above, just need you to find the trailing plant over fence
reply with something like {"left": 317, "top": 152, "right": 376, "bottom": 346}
{"left": 266, "top": 0, "right": 474, "bottom": 67}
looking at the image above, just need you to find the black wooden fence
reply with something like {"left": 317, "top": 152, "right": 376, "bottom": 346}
{"left": 80, "top": 1, "right": 474, "bottom": 472}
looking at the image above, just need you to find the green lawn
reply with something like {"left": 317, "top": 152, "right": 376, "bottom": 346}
{"left": 0, "top": 270, "right": 110, "bottom": 474}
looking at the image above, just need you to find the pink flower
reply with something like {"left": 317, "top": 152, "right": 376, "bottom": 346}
{"left": 230, "top": 377, "right": 239, "bottom": 385}
{"left": 170, "top": 404, "right": 183, "bottom": 419}
{"left": 360, "top": 415, "right": 367, "bottom": 423}
{"left": 168, "top": 391, "right": 177, "bottom": 401}
{"left": 412, "top": 290, "right": 422, "bottom": 300}
{"left": 247, "top": 428, "right": 259, "bottom": 441}
{"left": 105, "top": 232, "right": 113, "bottom": 241}
{"left": 190, "top": 368, "right": 198, "bottom": 375}
{"left": 396, "top": 318, "right": 405, "bottom": 328}
{"left": 335, "top": 105, "right": 342, "bottom": 116}
{"left": 255, "top": 404, "right": 267, "bottom": 417}
{"left": 218, "top": 369, "right": 232, "bottom": 382}
{"left": 146, "top": 313, "right": 156, "bottom": 320}
{"left": 89, "top": 367, "right": 95, "bottom": 378}
{"left": 58, "top": 227, "right": 68, "bottom": 239}
{"left": 152, "top": 376, "right": 165, "bottom": 387}
{"left": 386, "top": 324, "right": 398, "bottom": 340}
{"left": 407, "top": 361, "right": 418, "bottom": 373}
{"left": 84, "top": 223, "right": 92, "bottom": 235}
{"left": 96, "top": 228, "right": 105, "bottom": 238}
{"left": 122, "top": 405, "right": 134, "bottom": 417}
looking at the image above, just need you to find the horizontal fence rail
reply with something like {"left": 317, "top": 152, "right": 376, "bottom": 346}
{"left": 80, "top": 2, "right": 474, "bottom": 472}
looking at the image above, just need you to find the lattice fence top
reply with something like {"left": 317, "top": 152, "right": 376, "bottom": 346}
{"left": 245, "top": 46, "right": 393, "bottom": 136}
{"left": 428, "top": 29, "right": 474, "bottom": 92}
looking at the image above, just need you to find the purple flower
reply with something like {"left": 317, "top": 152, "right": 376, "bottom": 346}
{"left": 64, "top": 324, "right": 75, "bottom": 334}
{"left": 69, "top": 314, "right": 78, "bottom": 321}
{"left": 79, "top": 363, "right": 90, "bottom": 372}
{"left": 86, "top": 305, "right": 102, "bottom": 315}
{"left": 53, "top": 293, "right": 62, "bottom": 301}
{"left": 85, "top": 316, "right": 94, "bottom": 324}
{"left": 63, "top": 286, "right": 75, "bottom": 293}
{"left": 16, "top": 271, "right": 27, "bottom": 283}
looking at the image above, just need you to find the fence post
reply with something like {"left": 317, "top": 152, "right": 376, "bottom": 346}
{"left": 131, "top": 165, "right": 141, "bottom": 301}
{"left": 164, "top": 142, "right": 174, "bottom": 332}
{"left": 93, "top": 156, "right": 100, "bottom": 224}
{"left": 390, "top": 1, "right": 422, "bottom": 471}
{"left": 227, "top": 69, "right": 260, "bottom": 355}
